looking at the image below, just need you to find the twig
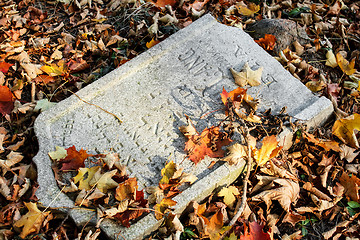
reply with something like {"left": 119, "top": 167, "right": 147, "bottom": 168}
{"left": 68, "top": 90, "right": 122, "bottom": 124}
{"left": 228, "top": 121, "right": 252, "bottom": 226}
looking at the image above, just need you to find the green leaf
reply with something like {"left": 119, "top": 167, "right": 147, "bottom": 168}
{"left": 301, "top": 226, "right": 308, "bottom": 236}
{"left": 347, "top": 206, "right": 357, "bottom": 217}
{"left": 34, "top": 99, "right": 56, "bottom": 112}
{"left": 348, "top": 201, "right": 360, "bottom": 209}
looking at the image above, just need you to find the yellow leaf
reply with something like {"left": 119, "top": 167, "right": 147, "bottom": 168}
{"left": 90, "top": 169, "right": 119, "bottom": 193}
{"left": 14, "top": 202, "right": 50, "bottom": 239}
{"left": 115, "top": 177, "right": 138, "bottom": 201}
{"left": 306, "top": 80, "right": 326, "bottom": 92}
{"left": 146, "top": 38, "right": 160, "bottom": 49}
{"left": 223, "top": 143, "right": 247, "bottom": 165}
{"left": 160, "top": 160, "right": 176, "bottom": 184}
{"left": 218, "top": 186, "right": 240, "bottom": 207}
{"left": 48, "top": 146, "right": 67, "bottom": 161}
{"left": 73, "top": 166, "right": 100, "bottom": 190}
{"left": 230, "top": 62, "right": 263, "bottom": 87}
{"left": 237, "top": 3, "right": 260, "bottom": 16}
{"left": 40, "top": 60, "right": 67, "bottom": 76}
{"left": 253, "top": 135, "right": 282, "bottom": 166}
{"left": 154, "top": 198, "right": 177, "bottom": 220}
{"left": 325, "top": 50, "right": 338, "bottom": 68}
{"left": 332, "top": 113, "right": 360, "bottom": 148}
{"left": 336, "top": 53, "right": 357, "bottom": 75}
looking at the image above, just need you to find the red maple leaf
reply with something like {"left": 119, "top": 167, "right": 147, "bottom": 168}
{"left": 59, "top": 146, "right": 90, "bottom": 171}
{"left": 240, "top": 221, "right": 272, "bottom": 240}
{"left": 0, "top": 62, "right": 13, "bottom": 73}
{"left": 0, "top": 86, "right": 14, "bottom": 116}
{"left": 184, "top": 126, "right": 232, "bottom": 164}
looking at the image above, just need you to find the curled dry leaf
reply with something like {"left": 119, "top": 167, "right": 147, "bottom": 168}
{"left": 230, "top": 62, "right": 263, "bottom": 87}
{"left": 14, "top": 202, "right": 50, "bottom": 239}
{"left": 0, "top": 151, "right": 23, "bottom": 170}
{"left": 325, "top": 50, "right": 338, "bottom": 68}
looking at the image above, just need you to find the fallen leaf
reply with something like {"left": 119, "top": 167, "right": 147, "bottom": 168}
{"left": 14, "top": 202, "right": 50, "bottom": 238}
{"left": 48, "top": 146, "right": 67, "bottom": 161}
{"left": 40, "top": 60, "right": 67, "bottom": 77}
{"left": 73, "top": 166, "right": 100, "bottom": 190}
{"left": 306, "top": 80, "right": 326, "bottom": 92}
{"left": 34, "top": 99, "right": 56, "bottom": 112}
{"left": 59, "top": 146, "right": 90, "bottom": 171}
{"left": 0, "top": 62, "right": 13, "bottom": 73}
{"left": 182, "top": 125, "right": 232, "bottom": 164}
{"left": 231, "top": 63, "right": 263, "bottom": 87}
{"left": 150, "top": 0, "right": 177, "bottom": 8}
{"left": 146, "top": 38, "right": 160, "bottom": 48}
{"left": 220, "top": 87, "right": 247, "bottom": 106}
{"left": 160, "top": 161, "right": 176, "bottom": 184}
{"left": 332, "top": 113, "right": 360, "bottom": 148}
{"left": 237, "top": 2, "right": 260, "bottom": 16}
{"left": 33, "top": 75, "right": 55, "bottom": 85}
{"left": 336, "top": 53, "right": 357, "bottom": 76}
{"left": 68, "top": 58, "right": 89, "bottom": 73}
{"left": 304, "top": 132, "right": 341, "bottom": 151}
{"left": 218, "top": 186, "right": 240, "bottom": 207}
{"left": 253, "top": 135, "right": 282, "bottom": 166}
{"left": 327, "top": 0, "right": 342, "bottom": 15}
{"left": 252, "top": 178, "right": 299, "bottom": 212}
{"left": 325, "top": 50, "right": 338, "bottom": 68}
{"left": 115, "top": 177, "right": 137, "bottom": 201}
{"left": 154, "top": 198, "right": 177, "bottom": 220}
{"left": 339, "top": 172, "right": 360, "bottom": 201}
{"left": 0, "top": 151, "right": 23, "bottom": 170}
{"left": 240, "top": 221, "right": 272, "bottom": 240}
{"left": 92, "top": 169, "right": 119, "bottom": 193}
{"left": 0, "top": 85, "right": 14, "bottom": 116}
{"left": 223, "top": 143, "right": 247, "bottom": 165}
{"left": 9, "top": 51, "right": 41, "bottom": 79}
{"left": 340, "top": 145, "right": 358, "bottom": 162}
{"left": 255, "top": 34, "right": 276, "bottom": 51}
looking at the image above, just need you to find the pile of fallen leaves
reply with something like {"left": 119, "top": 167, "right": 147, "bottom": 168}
{"left": 1, "top": 0, "right": 360, "bottom": 239}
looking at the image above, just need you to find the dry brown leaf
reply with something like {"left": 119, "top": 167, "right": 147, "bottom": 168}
{"left": 9, "top": 52, "right": 41, "bottom": 79}
{"left": 223, "top": 143, "right": 247, "bottom": 165}
{"left": 115, "top": 177, "right": 137, "bottom": 201}
{"left": 339, "top": 172, "right": 360, "bottom": 201}
{"left": 102, "top": 153, "right": 120, "bottom": 169}
{"left": 0, "top": 176, "right": 11, "bottom": 200}
{"left": 14, "top": 202, "right": 50, "bottom": 238}
{"left": 304, "top": 132, "right": 341, "bottom": 151}
{"left": 0, "top": 151, "right": 23, "bottom": 170}
{"left": 230, "top": 62, "right": 262, "bottom": 87}
{"left": 252, "top": 178, "right": 299, "bottom": 212}
{"left": 340, "top": 145, "right": 358, "bottom": 162}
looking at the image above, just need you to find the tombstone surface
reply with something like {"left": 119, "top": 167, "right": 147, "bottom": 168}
{"left": 33, "top": 14, "right": 333, "bottom": 239}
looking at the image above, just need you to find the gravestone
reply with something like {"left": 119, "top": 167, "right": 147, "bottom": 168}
{"left": 33, "top": 14, "right": 333, "bottom": 239}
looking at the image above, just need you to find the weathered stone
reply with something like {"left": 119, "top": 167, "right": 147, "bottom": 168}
{"left": 247, "top": 19, "right": 310, "bottom": 54}
{"left": 33, "top": 14, "right": 333, "bottom": 239}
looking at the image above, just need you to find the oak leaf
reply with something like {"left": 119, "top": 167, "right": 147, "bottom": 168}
{"left": 218, "top": 186, "right": 240, "bottom": 207}
{"left": 14, "top": 202, "right": 50, "bottom": 239}
{"left": 59, "top": 146, "right": 90, "bottom": 170}
{"left": 336, "top": 53, "right": 357, "bottom": 76}
{"left": 332, "top": 113, "right": 360, "bottom": 148}
{"left": 255, "top": 34, "right": 276, "bottom": 51}
{"left": 253, "top": 135, "right": 282, "bottom": 166}
{"left": 0, "top": 85, "right": 14, "bottom": 117}
{"left": 230, "top": 63, "right": 262, "bottom": 87}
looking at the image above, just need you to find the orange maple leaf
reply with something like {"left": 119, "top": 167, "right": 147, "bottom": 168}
{"left": 183, "top": 126, "right": 232, "bottom": 164}
{"left": 253, "top": 135, "right": 282, "bottom": 166}
{"left": 220, "top": 87, "right": 247, "bottom": 106}
{"left": 0, "top": 62, "right": 13, "bottom": 74}
{"left": 0, "top": 86, "right": 14, "bottom": 116}
{"left": 59, "top": 146, "right": 90, "bottom": 170}
{"left": 255, "top": 34, "right": 277, "bottom": 51}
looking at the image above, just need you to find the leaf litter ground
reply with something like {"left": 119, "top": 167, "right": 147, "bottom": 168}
{"left": 0, "top": 0, "right": 360, "bottom": 239}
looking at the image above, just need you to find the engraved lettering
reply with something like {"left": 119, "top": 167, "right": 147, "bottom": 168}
{"left": 178, "top": 48, "right": 196, "bottom": 61}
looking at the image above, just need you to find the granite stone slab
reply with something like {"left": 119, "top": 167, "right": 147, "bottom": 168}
{"left": 33, "top": 14, "right": 333, "bottom": 239}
